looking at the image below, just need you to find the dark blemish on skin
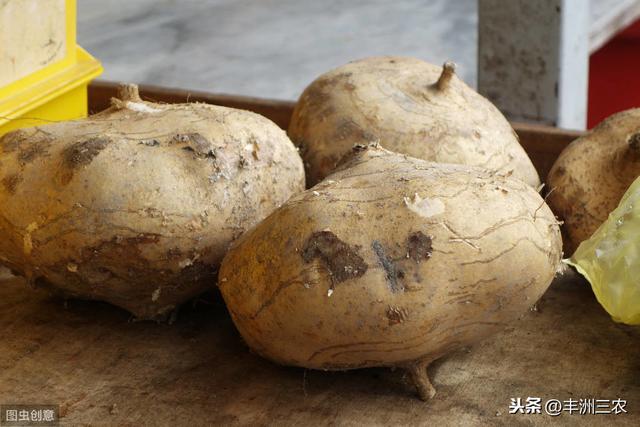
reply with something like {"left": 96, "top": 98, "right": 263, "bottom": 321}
{"left": 316, "top": 72, "right": 353, "bottom": 90}
{"left": 139, "top": 139, "right": 160, "bottom": 147}
{"left": 18, "top": 138, "right": 53, "bottom": 164}
{"left": 2, "top": 173, "right": 22, "bottom": 194}
{"left": 335, "top": 119, "right": 377, "bottom": 143}
{"left": 166, "top": 247, "right": 183, "bottom": 260}
{"left": 302, "top": 231, "right": 367, "bottom": 285}
{"left": 0, "top": 130, "right": 27, "bottom": 152}
{"left": 554, "top": 166, "right": 566, "bottom": 177}
{"left": 63, "top": 137, "right": 110, "bottom": 169}
{"left": 406, "top": 231, "right": 433, "bottom": 262}
{"left": 174, "top": 133, "right": 216, "bottom": 159}
{"left": 58, "top": 137, "right": 110, "bottom": 185}
{"left": 372, "top": 240, "right": 404, "bottom": 292}
{"left": 238, "top": 155, "right": 248, "bottom": 168}
{"left": 628, "top": 132, "right": 640, "bottom": 151}
{"left": 386, "top": 306, "right": 409, "bottom": 325}
{"left": 79, "top": 234, "right": 161, "bottom": 273}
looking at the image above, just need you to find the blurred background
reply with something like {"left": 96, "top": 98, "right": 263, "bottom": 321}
{"left": 77, "top": 0, "right": 640, "bottom": 128}
{"left": 77, "top": 0, "right": 477, "bottom": 99}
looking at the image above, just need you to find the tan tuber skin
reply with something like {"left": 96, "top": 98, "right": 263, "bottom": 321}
{"left": 0, "top": 84, "right": 305, "bottom": 319}
{"left": 288, "top": 56, "right": 540, "bottom": 187}
{"left": 218, "top": 145, "right": 561, "bottom": 401}
{"left": 547, "top": 108, "right": 640, "bottom": 255}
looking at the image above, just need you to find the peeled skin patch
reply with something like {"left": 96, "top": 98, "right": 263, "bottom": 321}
{"left": 404, "top": 194, "right": 446, "bottom": 218}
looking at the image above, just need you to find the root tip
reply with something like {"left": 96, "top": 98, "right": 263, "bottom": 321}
{"left": 115, "top": 83, "right": 142, "bottom": 104}
{"left": 408, "top": 363, "right": 436, "bottom": 402}
{"left": 436, "top": 61, "right": 456, "bottom": 90}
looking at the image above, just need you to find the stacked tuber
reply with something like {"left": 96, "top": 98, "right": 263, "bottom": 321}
{"left": 219, "top": 145, "right": 562, "bottom": 400}
{"left": 0, "top": 84, "right": 304, "bottom": 319}
{"left": 288, "top": 56, "right": 540, "bottom": 187}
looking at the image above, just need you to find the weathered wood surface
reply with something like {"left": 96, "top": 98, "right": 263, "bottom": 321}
{"left": 0, "top": 271, "right": 638, "bottom": 426}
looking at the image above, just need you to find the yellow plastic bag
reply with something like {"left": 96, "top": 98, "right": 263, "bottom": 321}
{"left": 567, "top": 176, "right": 640, "bottom": 325}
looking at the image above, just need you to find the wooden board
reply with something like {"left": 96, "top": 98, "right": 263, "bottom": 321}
{"left": 1, "top": 82, "right": 636, "bottom": 426}
{"left": 0, "top": 271, "right": 638, "bottom": 426}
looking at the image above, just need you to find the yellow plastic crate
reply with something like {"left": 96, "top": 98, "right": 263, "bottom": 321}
{"left": 0, "top": 0, "right": 102, "bottom": 136}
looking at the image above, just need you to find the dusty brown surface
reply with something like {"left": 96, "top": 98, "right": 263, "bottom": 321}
{"left": 0, "top": 269, "right": 637, "bottom": 426}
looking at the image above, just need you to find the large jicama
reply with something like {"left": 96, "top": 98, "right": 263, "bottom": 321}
{"left": 0, "top": 84, "right": 305, "bottom": 319}
{"left": 288, "top": 56, "right": 540, "bottom": 187}
{"left": 547, "top": 108, "right": 640, "bottom": 255}
{"left": 218, "top": 145, "right": 561, "bottom": 401}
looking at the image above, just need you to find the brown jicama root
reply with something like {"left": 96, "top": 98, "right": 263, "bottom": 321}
{"left": 407, "top": 361, "right": 436, "bottom": 401}
{"left": 547, "top": 108, "right": 640, "bottom": 255}
{"left": 218, "top": 145, "right": 561, "bottom": 400}
{"left": 288, "top": 56, "right": 540, "bottom": 187}
{"left": 0, "top": 84, "right": 305, "bottom": 319}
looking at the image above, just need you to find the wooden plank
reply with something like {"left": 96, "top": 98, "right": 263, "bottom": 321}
{"left": 88, "top": 80, "right": 584, "bottom": 181}
{"left": 513, "top": 121, "right": 582, "bottom": 181}
{"left": 0, "top": 272, "right": 637, "bottom": 425}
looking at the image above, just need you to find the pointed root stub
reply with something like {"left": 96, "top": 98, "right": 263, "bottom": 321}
{"left": 435, "top": 61, "right": 457, "bottom": 91}
{"left": 111, "top": 83, "right": 143, "bottom": 108}
{"left": 407, "top": 361, "right": 436, "bottom": 401}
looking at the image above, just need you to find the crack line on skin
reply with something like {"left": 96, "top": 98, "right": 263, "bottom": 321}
{"left": 309, "top": 320, "right": 505, "bottom": 362}
{"left": 459, "top": 236, "right": 548, "bottom": 266}
{"left": 304, "top": 270, "right": 536, "bottom": 361}
{"left": 34, "top": 222, "right": 214, "bottom": 247}
{"left": 246, "top": 267, "right": 324, "bottom": 320}
{"left": 440, "top": 222, "right": 480, "bottom": 250}
{"left": 451, "top": 213, "right": 536, "bottom": 241}
{"left": 447, "top": 277, "right": 497, "bottom": 295}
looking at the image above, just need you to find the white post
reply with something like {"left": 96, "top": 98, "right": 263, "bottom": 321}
{"left": 478, "top": 0, "right": 590, "bottom": 130}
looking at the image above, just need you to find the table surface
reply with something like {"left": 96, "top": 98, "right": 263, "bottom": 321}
{"left": 0, "top": 267, "right": 637, "bottom": 426}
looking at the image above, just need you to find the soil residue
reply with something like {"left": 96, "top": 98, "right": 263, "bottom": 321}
{"left": 0, "top": 130, "right": 26, "bottom": 152}
{"left": 18, "top": 137, "right": 53, "bottom": 164}
{"left": 372, "top": 240, "right": 404, "bottom": 292}
{"left": 406, "top": 231, "right": 433, "bottom": 262}
{"left": 302, "top": 231, "right": 367, "bottom": 285}
{"left": 174, "top": 133, "right": 216, "bottom": 159}
{"left": 63, "top": 137, "right": 110, "bottom": 169}
{"left": 59, "top": 137, "right": 110, "bottom": 185}
{"left": 2, "top": 173, "right": 22, "bottom": 194}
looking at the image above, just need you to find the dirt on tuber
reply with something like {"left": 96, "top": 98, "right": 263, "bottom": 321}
{"left": 547, "top": 108, "right": 640, "bottom": 255}
{"left": 218, "top": 145, "right": 561, "bottom": 401}
{"left": 0, "top": 84, "right": 305, "bottom": 319}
